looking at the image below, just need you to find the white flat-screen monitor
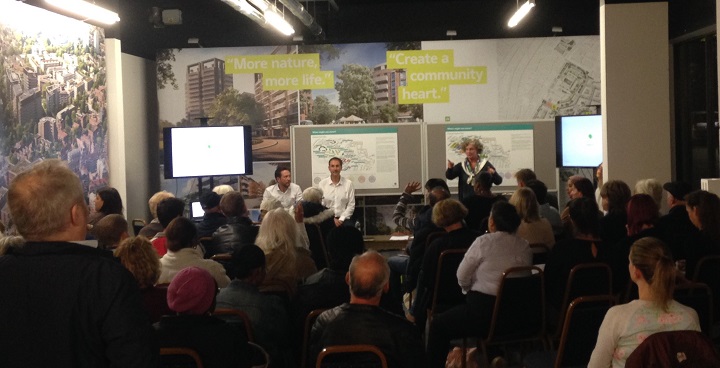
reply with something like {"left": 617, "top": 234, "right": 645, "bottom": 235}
{"left": 163, "top": 125, "right": 253, "bottom": 178}
{"left": 555, "top": 115, "right": 603, "bottom": 168}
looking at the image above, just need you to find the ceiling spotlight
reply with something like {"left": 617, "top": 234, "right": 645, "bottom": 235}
{"left": 45, "top": 0, "right": 120, "bottom": 25}
{"left": 508, "top": 0, "right": 535, "bottom": 28}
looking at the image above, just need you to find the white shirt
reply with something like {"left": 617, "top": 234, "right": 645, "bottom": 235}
{"left": 317, "top": 176, "right": 355, "bottom": 221}
{"left": 262, "top": 183, "right": 303, "bottom": 210}
{"left": 456, "top": 231, "right": 532, "bottom": 295}
{"left": 158, "top": 247, "right": 231, "bottom": 288}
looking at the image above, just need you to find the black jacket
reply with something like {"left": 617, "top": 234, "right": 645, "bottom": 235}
{"left": 0, "top": 241, "right": 157, "bottom": 368}
{"left": 211, "top": 216, "right": 258, "bottom": 257}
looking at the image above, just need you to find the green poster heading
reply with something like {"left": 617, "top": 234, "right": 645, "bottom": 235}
{"left": 311, "top": 127, "right": 398, "bottom": 135}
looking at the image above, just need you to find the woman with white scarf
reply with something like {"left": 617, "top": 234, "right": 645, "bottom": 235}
{"left": 446, "top": 138, "right": 502, "bottom": 201}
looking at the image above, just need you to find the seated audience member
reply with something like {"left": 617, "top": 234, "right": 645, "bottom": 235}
{"left": 393, "top": 178, "right": 449, "bottom": 232}
{"left": 158, "top": 217, "right": 230, "bottom": 287}
{"left": 427, "top": 201, "right": 532, "bottom": 368}
{"left": 510, "top": 187, "right": 555, "bottom": 249}
{"left": 155, "top": 267, "right": 253, "bottom": 368}
{"left": 387, "top": 186, "right": 449, "bottom": 315}
{"left": 463, "top": 171, "right": 506, "bottom": 232}
{"left": 212, "top": 191, "right": 258, "bottom": 257}
{"left": 88, "top": 186, "right": 124, "bottom": 227}
{"left": 413, "top": 199, "right": 480, "bottom": 332}
{"left": 656, "top": 181, "right": 695, "bottom": 260}
{"left": 0, "top": 236, "right": 24, "bottom": 256}
{"left": 683, "top": 190, "right": 720, "bottom": 276}
{"left": 301, "top": 187, "right": 335, "bottom": 268}
{"left": 516, "top": 168, "right": 560, "bottom": 209}
{"left": 525, "top": 179, "right": 562, "bottom": 235}
{"left": 256, "top": 208, "right": 317, "bottom": 295}
{"left": 610, "top": 194, "right": 663, "bottom": 294}
{"left": 115, "top": 236, "right": 172, "bottom": 323}
{"left": 139, "top": 191, "right": 175, "bottom": 238}
{"left": 213, "top": 184, "right": 235, "bottom": 195}
{"left": 599, "top": 180, "right": 632, "bottom": 246}
{"left": 92, "top": 214, "right": 129, "bottom": 250}
{"left": 0, "top": 159, "right": 156, "bottom": 367}
{"left": 216, "top": 244, "right": 292, "bottom": 368}
{"left": 258, "top": 196, "right": 283, "bottom": 223}
{"left": 196, "top": 191, "right": 227, "bottom": 238}
{"left": 588, "top": 237, "right": 700, "bottom": 368}
{"left": 151, "top": 197, "right": 186, "bottom": 256}
{"left": 634, "top": 178, "right": 664, "bottom": 212}
{"left": 543, "top": 197, "right": 607, "bottom": 321}
{"left": 561, "top": 176, "right": 596, "bottom": 236}
{"left": 310, "top": 251, "right": 426, "bottom": 368}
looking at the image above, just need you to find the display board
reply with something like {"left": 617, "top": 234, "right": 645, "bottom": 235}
{"left": 427, "top": 120, "right": 556, "bottom": 191}
{"left": 291, "top": 123, "right": 423, "bottom": 196}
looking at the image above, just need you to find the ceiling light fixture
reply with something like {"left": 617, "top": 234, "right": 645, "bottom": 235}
{"left": 221, "top": 0, "right": 295, "bottom": 36}
{"left": 45, "top": 0, "right": 120, "bottom": 25}
{"left": 507, "top": 0, "right": 535, "bottom": 28}
{"left": 263, "top": 9, "right": 295, "bottom": 35}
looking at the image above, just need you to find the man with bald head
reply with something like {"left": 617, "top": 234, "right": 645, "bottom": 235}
{"left": 310, "top": 250, "right": 426, "bottom": 368}
{"left": 0, "top": 160, "right": 157, "bottom": 367}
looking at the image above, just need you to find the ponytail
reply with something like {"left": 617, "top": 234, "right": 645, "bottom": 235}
{"left": 630, "top": 237, "right": 676, "bottom": 311}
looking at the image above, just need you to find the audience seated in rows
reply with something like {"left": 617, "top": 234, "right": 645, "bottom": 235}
{"left": 463, "top": 171, "right": 506, "bottom": 233}
{"left": 0, "top": 159, "right": 156, "bottom": 367}
{"left": 634, "top": 178, "right": 663, "bottom": 212}
{"left": 588, "top": 237, "right": 700, "bottom": 367}
{"left": 151, "top": 197, "right": 186, "bottom": 256}
{"left": 196, "top": 191, "right": 227, "bottom": 238}
{"left": 155, "top": 267, "right": 253, "bottom": 368}
{"left": 114, "top": 236, "right": 172, "bottom": 323}
{"left": 510, "top": 187, "right": 555, "bottom": 249}
{"left": 301, "top": 186, "right": 336, "bottom": 268}
{"left": 158, "top": 217, "right": 230, "bottom": 287}
{"left": 683, "top": 190, "right": 720, "bottom": 276}
{"left": 656, "top": 181, "right": 695, "bottom": 260}
{"left": 138, "top": 190, "right": 174, "bottom": 238}
{"left": 217, "top": 244, "right": 293, "bottom": 367}
{"left": 310, "top": 250, "right": 427, "bottom": 368}
{"left": 525, "top": 179, "right": 562, "bottom": 236}
{"left": 561, "top": 176, "right": 596, "bottom": 236}
{"left": 393, "top": 178, "right": 449, "bottom": 232}
{"left": 93, "top": 214, "right": 129, "bottom": 250}
{"left": 427, "top": 201, "right": 532, "bottom": 368}
{"left": 515, "top": 168, "right": 559, "bottom": 209}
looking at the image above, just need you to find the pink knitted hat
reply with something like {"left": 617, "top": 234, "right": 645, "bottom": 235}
{"left": 167, "top": 267, "right": 216, "bottom": 314}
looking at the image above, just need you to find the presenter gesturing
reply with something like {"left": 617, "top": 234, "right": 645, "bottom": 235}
{"left": 317, "top": 157, "right": 356, "bottom": 227}
{"left": 446, "top": 138, "right": 502, "bottom": 201}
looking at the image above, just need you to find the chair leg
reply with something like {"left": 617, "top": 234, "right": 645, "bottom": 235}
{"left": 461, "top": 337, "right": 467, "bottom": 368}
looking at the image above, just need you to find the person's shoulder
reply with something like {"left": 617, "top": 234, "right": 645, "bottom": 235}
{"left": 290, "top": 182, "right": 302, "bottom": 190}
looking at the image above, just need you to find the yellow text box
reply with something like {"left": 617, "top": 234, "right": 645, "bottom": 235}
{"left": 262, "top": 70, "right": 334, "bottom": 90}
{"left": 398, "top": 85, "right": 450, "bottom": 104}
{"left": 387, "top": 50, "right": 454, "bottom": 69}
{"left": 225, "top": 54, "right": 320, "bottom": 73}
{"left": 406, "top": 66, "right": 487, "bottom": 85}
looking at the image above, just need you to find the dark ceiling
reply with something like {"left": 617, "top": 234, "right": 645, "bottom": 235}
{"left": 22, "top": 0, "right": 716, "bottom": 60}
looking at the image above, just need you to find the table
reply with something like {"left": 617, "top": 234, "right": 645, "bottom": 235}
{"left": 363, "top": 235, "right": 411, "bottom": 252}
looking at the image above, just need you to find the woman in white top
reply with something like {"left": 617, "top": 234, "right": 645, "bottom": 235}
{"left": 427, "top": 201, "right": 532, "bottom": 368}
{"left": 510, "top": 187, "right": 555, "bottom": 249}
{"left": 588, "top": 237, "right": 700, "bottom": 368}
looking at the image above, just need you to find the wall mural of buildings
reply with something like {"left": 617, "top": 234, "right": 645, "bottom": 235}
{"left": 0, "top": 0, "right": 108, "bottom": 233}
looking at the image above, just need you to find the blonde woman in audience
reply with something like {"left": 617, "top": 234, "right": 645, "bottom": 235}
{"left": 138, "top": 191, "right": 174, "bottom": 238}
{"left": 510, "top": 187, "right": 555, "bottom": 249}
{"left": 212, "top": 184, "right": 235, "bottom": 195}
{"left": 256, "top": 208, "right": 317, "bottom": 295}
{"left": 588, "top": 237, "right": 699, "bottom": 368}
{"left": 114, "top": 236, "right": 172, "bottom": 322}
{"left": 634, "top": 178, "right": 663, "bottom": 213}
{"left": 158, "top": 217, "right": 230, "bottom": 287}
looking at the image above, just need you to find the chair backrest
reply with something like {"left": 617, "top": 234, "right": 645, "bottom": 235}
{"left": 305, "top": 223, "right": 330, "bottom": 269}
{"left": 624, "top": 330, "right": 720, "bottom": 368}
{"left": 159, "top": 347, "right": 204, "bottom": 368}
{"left": 555, "top": 295, "right": 615, "bottom": 368}
{"left": 556, "top": 262, "right": 612, "bottom": 337}
{"left": 691, "top": 254, "right": 720, "bottom": 320}
{"left": 301, "top": 308, "right": 328, "bottom": 368}
{"left": 316, "top": 345, "right": 389, "bottom": 368}
{"left": 673, "top": 282, "right": 714, "bottom": 338}
{"left": 132, "top": 218, "right": 147, "bottom": 236}
{"left": 485, "top": 266, "right": 545, "bottom": 344}
{"left": 213, "top": 308, "right": 255, "bottom": 342}
{"left": 428, "top": 248, "right": 467, "bottom": 322}
{"left": 529, "top": 243, "right": 550, "bottom": 265}
{"left": 425, "top": 231, "right": 447, "bottom": 248}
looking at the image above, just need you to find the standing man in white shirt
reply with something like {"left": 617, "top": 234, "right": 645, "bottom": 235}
{"left": 317, "top": 157, "right": 356, "bottom": 227}
{"left": 261, "top": 166, "right": 303, "bottom": 210}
